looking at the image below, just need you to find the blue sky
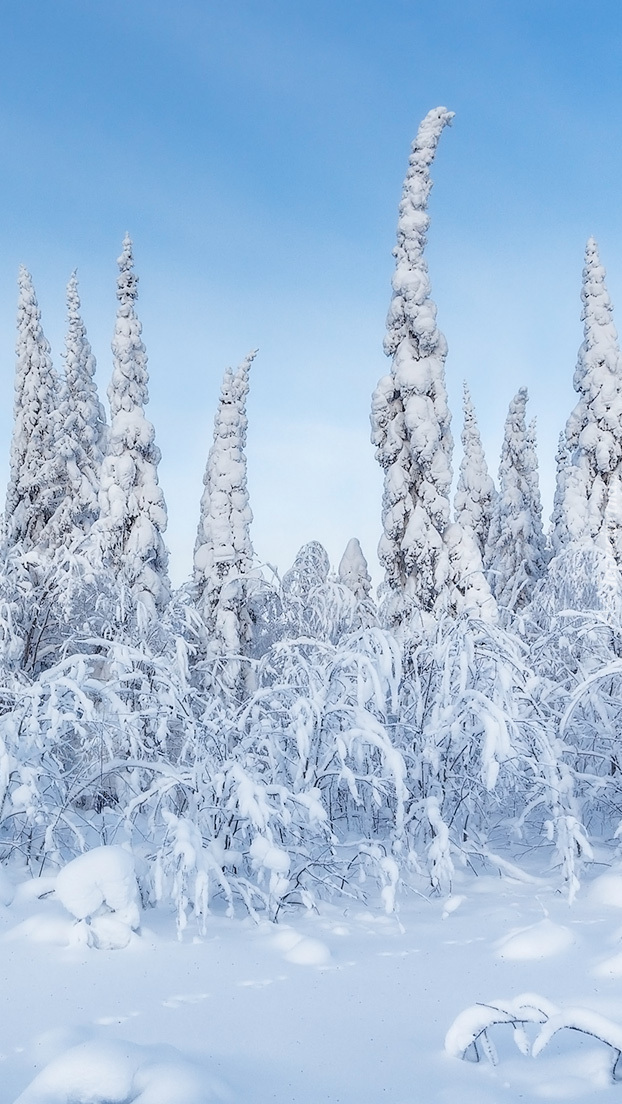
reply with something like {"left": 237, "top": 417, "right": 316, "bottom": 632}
{"left": 1, "top": 0, "right": 621, "bottom": 582}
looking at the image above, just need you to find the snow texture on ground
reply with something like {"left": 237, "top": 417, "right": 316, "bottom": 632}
{"left": 4, "top": 862, "right": 622, "bottom": 1102}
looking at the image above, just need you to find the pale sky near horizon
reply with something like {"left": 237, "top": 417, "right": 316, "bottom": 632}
{"left": 0, "top": 0, "right": 621, "bottom": 584}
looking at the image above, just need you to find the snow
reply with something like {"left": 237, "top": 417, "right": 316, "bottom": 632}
{"left": 5, "top": 866, "right": 622, "bottom": 1102}
{"left": 270, "top": 926, "right": 331, "bottom": 966}
{"left": 13, "top": 1038, "right": 223, "bottom": 1104}
{"left": 495, "top": 919, "right": 576, "bottom": 960}
{"left": 588, "top": 872, "right": 622, "bottom": 909}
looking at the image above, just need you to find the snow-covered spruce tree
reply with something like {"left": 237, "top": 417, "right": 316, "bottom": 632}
{"left": 454, "top": 382, "right": 495, "bottom": 556}
{"left": 444, "top": 523, "right": 497, "bottom": 622}
{"left": 559, "top": 238, "right": 622, "bottom": 562}
{"left": 2, "top": 268, "right": 86, "bottom": 674}
{"left": 484, "top": 388, "right": 547, "bottom": 612}
{"left": 5, "top": 267, "right": 63, "bottom": 550}
{"left": 338, "top": 537, "right": 371, "bottom": 601}
{"left": 98, "top": 235, "right": 170, "bottom": 620}
{"left": 281, "top": 541, "right": 335, "bottom": 640}
{"left": 550, "top": 431, "right": 571, "bottom": 556}
{"left": 44, "top": 272, "right": 107, "bottom": 545}
{"left": 370, "top": 107, "right": 454, "bottom": 626}
{"left": 337, "top": 538, "right": 377, "bottom": 629}
{"left": 194, "top": 353, "right": 255, "bottom": 605}
{"left": 194, "top": 352, "right": 258, "bottom": 669}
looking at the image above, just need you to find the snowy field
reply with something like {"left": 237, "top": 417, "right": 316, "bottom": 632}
{"left": 5, "top": 857, "right": 622, "bottom": 1103}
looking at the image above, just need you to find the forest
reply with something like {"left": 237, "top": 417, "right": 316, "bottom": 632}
{"left": 1, "top": 104, "right": 620, "bottom": 950}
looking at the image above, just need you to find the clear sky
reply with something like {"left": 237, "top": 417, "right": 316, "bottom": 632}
{"left": 0, "top": 0, "right": 621, "bottom": 583}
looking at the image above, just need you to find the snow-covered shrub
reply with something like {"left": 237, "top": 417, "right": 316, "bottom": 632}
{"left": 398, "top": 615, "right": 586, "bottom": 896}
{"left": 534, "top": 544, "right": 622, "bottom": 621}
{"left": 446, "top": 993, "right": 622, "bottom": 1083}
{"left": 55, "top": 845, "right": 140, "bottom": 948}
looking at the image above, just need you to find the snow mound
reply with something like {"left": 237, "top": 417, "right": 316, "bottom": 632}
{"left": 271, "top": 926, "right": 331, "bottom": 966}
{"left": 5, "top": 911, "right": 77, "bottom": 947}
{"left": 55, "top": 846, "right": 140, "bottom": 949}
{"left": 588, "top": 871, "right": 622, "bottom": 908}
{"left": 593, "top": 951, "right": 622, "bottom": 978}
{"left": 13, "top": 1038, "right": 225, "bottom": 1104}
{"left": 495, "top": 919, "right": 575, "bottom": 960}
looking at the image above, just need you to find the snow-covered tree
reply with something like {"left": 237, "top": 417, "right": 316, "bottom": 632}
{"left": 44, "top": 272, "right": 107, "bottom": 545}
{"left": 338, "top": 538, "right": 372, "bottom": 601}
{"left": 560, "top": 238, "right": 622, "bottom": 563}
{"left": 98, "top": 235, "right": 170, "bottom": 619}
{"left": 371, "top": 106, "right": 454, "bottom": 625}
{"left": 484, "top": 389, "right": 547, "bottom": 612}
{"left": 525, "top": 415, "right": 546, "bottom": 556}
{"left": 454, "top": 382, "right": 495, "bottom": 556}
{"left": 550, "top": 431, "right": 571, "bottom": 556}
{"left": 338, "top": 538, "right": 377, "bottom": 630}
{"left": 5, "top": 267, "right": 63, "bottom": 549}
{"left": 444, "top": 522, "right": 496, "bottom": 622}
{"left": 194, "top": 351, "right": 256, "bottom": 619}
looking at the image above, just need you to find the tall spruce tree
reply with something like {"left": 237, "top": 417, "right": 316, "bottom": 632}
{"left": 45, "top": 273, "right": 106, "bottom": 545}
{"left": 454, "top": 382, "right": 495, "bottom": 556}
{"left": 98, "top": 235, "right": 170, "bottom": 618}
{"left": 6, "top": 267, "right": 63, "bottom": 550}
{"left": 559, "top": 238, "right": 622, "bottom": 563}
{"left": 370, "top": 106, "right": 454, "bottom": 625}
{"left": 484, "top": 389, "right": 547, "bottom": 611}
{"left": 550, "top": 431, "right": 571, "bottom": 556}
{"left": 194, "top": 351, "right": 256, "bottom": 640}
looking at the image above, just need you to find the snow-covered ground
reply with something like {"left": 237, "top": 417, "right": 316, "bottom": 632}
{"left": 5, "top": 859, "right": 622, "bottom": 1102}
